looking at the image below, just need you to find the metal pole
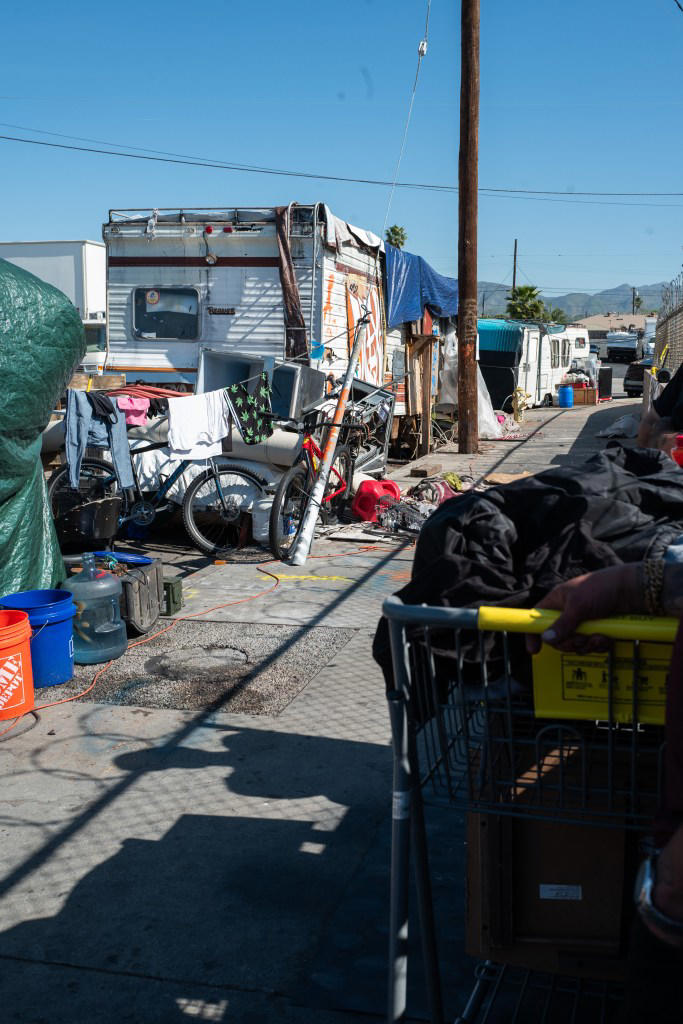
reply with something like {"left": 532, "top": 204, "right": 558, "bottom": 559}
{"left": 386, "top": 617, "right": 445, "bottom": 1024}
{"left": 387, "top": 690, "right": 411, "bottom": 1024}
{"left": 288, "top": 319, "right": 368, "bottom": 565}
{"left": 512, "top": 238, "right": 518, "bottom": 293}
{"left": 457, "top": 0, "right": 480, "bottom": 454}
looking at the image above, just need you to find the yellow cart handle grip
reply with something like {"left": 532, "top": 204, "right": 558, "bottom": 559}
{"left": 477, "top": 606, "right": 679, "bottom": 644}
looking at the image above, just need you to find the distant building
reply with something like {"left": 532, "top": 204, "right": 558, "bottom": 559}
{"left": 574, "top": 312, "right": 655, "bottom": 342}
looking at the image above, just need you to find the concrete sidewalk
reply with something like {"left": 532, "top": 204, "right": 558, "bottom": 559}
{"left": 0, "top": 400, "right": 637, "bottom": 1024}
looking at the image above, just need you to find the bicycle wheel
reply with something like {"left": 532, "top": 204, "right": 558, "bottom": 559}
{"left": 182, "top": 463, "right": 267, "bottom": 557}
{"left": 48, "top": 457, "right": 126, "bottom": 517}
{"left": 268, "top": 462, "right": 309, "bottom": 561}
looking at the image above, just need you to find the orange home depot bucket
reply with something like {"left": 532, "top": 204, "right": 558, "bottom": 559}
{"left": 0, "top": 610, "right": 34, "bottom": 721}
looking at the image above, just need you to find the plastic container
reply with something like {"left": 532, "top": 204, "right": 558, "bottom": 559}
{"left": 61, "top": 553, "right": 128, "bottom": 664}
{"left": 352, "top": 479, "right": 402, "bottom": 523}
{"left": 251, "top": 497, "right": 274, "bottom": 544}
{"left": 673, "top": 435, "right": 683, "bottom": 468}
{"left": 0, "top": 589, "right": 76, "bottom": 687}
{"left": 557, "top": 385, "right": 574, "bottom": 408}
{"left": 0, "top": 609, "right": 34, "bottom": 720}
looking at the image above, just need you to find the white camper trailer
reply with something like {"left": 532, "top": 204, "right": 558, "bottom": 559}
{"left": 477, "top": 319, "right": 589, "bottom": 409}
{"left": 102, "top": 205, "right": 389, "bottom": 391}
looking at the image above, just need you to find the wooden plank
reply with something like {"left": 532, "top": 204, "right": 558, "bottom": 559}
{"left": 69, "top": 372, "right": 127, "bottom": 390}
{"left": 419, "top": 339, "right": 433, "bottom": 457}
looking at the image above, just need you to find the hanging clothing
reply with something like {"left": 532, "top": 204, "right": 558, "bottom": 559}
{"left": 65, "top": 390, "right": 134, "bottom": 491}
{"left": 85, "top": 392, "right": 116, "bottom": 419}
{"left": 167, "top": 390, "right": 231, "bottom": 459}
{"left": 223, "top": 372, "right": 274, "bottom": 449}
{"left": 115, "top": 393, "right": 151, "bottom": 426}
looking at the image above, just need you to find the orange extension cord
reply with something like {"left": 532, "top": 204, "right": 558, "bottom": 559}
{"left": 0, "top": 543, "right": 402, "bottom": 740}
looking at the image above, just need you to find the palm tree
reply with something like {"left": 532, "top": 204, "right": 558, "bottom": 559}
{"left": 506, "top": 285, "right": 545, "bottom": 320}
{"left": 543, "top": 306, "right": 568, "bottom": 324}
{"left": 385, "top": 225, "right": 407, "bottom": 250}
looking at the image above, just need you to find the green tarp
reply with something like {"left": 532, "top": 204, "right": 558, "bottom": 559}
{"left": 0, "top": 259, "right": 85, "bottom": 596}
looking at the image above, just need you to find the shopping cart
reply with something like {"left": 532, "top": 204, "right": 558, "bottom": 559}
{"left": 382, "top": 596, "right": 677, "bottom": 1024}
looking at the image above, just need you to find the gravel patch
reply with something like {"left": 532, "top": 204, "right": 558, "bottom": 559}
{"left": 34, "top": 621, "right": 356, "bottom": 715}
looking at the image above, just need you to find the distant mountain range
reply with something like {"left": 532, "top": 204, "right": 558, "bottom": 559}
{"left": 477, "top": 281, "right": 666, "bottom": 319}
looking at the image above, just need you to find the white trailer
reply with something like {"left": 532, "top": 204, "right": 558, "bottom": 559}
{"left": 477, "top": 319, "right": 589, "bottom": 409}
{"left": 102, "top": 205, "right": 387, "bottom": 390}
{"left": 0, "top": 240, "right": 106, "bottom": 359}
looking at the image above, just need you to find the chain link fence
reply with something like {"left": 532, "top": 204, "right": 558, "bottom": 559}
{"left": 643, "top": 273, "right": 683, "bottom": 408}
{"left": 656, "top": 272, "right": 683, "bottom": 369}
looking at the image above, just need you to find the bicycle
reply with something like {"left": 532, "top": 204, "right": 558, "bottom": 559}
{"left": 268, "top": 413, "right": 369, "bottom": 560}
{"left": 48, "top": 421, "right": 269, "bottom": 558}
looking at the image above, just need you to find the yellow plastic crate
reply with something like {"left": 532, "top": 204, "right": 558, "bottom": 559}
{"left": 477, "top": 607, "right": 678, "bottom": 726}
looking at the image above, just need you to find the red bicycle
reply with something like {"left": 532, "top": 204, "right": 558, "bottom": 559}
{"left": 268, "top": 417, "right": 363, "bottom": 560}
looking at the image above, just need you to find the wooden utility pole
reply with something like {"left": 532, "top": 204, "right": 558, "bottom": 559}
{"left": 512, "top": 238, "right": 518, "bottom": 292}
{"left": 457, "top": 0, "right": 480, "bottom": 453}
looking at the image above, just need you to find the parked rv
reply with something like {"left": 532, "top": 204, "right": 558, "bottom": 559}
{"left": 477, "top": 319, "right": 589, "bottom": 410}
{"left": 102, "top": 205, "right": 393, "bottom": 389}
{"left": 606, "top": 329, "right": 641, "bottom": 363}
{"left": 102, "top": 204, "right": 403, "bottom": 480}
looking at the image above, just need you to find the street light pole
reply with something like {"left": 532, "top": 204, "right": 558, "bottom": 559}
{"left": 457, "top": 0, "right": 480, "bottom": 453}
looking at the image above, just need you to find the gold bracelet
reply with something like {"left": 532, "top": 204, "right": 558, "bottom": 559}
{"left": 643, "top": 558, "right": 665, "bottom": 616}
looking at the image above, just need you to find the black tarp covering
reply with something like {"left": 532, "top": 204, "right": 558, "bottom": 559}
{"left": 0, "top": 259, "right": 85, "bottom": 595}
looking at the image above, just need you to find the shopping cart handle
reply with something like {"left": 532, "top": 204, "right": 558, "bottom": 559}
{"left": 477, "top": 606, "right": 679, "bottom": 643}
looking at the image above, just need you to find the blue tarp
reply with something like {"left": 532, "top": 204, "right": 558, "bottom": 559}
{"left": 385, "top": 244, "right": 459, "bottom": 328}
{"left": 477, "top": 319, "right": 526, "bottom": 353}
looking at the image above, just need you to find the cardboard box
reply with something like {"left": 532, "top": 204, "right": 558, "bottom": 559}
{"left": 466, "top": 812, "right": 633, "bottom": 979}
{"left": 571, "top": 386, "right": 598, "bottom": 405}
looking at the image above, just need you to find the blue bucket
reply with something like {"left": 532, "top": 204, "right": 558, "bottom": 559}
{"left": 558, "top": 385, "right": 574, "bottom": 408}
{"left": 0, "top": 590, "right": 76, "bottom": 687}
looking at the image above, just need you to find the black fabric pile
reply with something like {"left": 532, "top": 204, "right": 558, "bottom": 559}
{"left": 373, "top": 445, "right": 683, "bottom": 684}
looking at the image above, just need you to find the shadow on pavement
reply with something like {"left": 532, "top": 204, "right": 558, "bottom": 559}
{"left": 0, "top": 724, "right": 468, "bottom": 1022}
{"left": 550, "top": 400, "right": 642, "bottom": 468}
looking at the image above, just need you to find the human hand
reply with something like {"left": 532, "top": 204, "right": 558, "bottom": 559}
{"left": 525, "top": 564, "right": 641, "bottom": 656}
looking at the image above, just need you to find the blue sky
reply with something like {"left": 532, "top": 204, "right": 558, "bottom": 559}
{"left": 2, "top": 0, "right": 683, "bottom": 294}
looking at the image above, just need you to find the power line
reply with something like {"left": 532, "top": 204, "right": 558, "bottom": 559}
{"left": 382, "top": 0, "right": 431, "bottom": 233}
{"left": 3, "top": 126, "right": 683, "bottom": 208}
{"left": 674, "top": 0, "right": 683, "bottom": 12}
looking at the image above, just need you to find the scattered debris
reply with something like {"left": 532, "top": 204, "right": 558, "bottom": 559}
{"left": 484, "top": 470, "right": 532, "bottom": 485}
{"left": 596, "top": 414, "right": 640, "bottom": 439}
{"left": 410, "top": 464, "right": 442, "bottom": 478}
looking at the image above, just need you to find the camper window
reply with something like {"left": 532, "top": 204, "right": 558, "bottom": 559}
{"left": 561, "top": 339, "right": 571, "bottom": 367}
{"left": 551, "top": 338, "right": 560, "bottom": 368}
{"left": 133, "top": 287, "right": 199, "bottom": 340}
{"left": 574, "top": 335, "right": 586, "bottom": 349}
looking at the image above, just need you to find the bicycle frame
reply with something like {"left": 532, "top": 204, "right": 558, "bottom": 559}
{"left": 301, "top": 435, "right": 346, "bottom": 503}
{"left": 119, "top": 439, "right": 192, "bottom": 524}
